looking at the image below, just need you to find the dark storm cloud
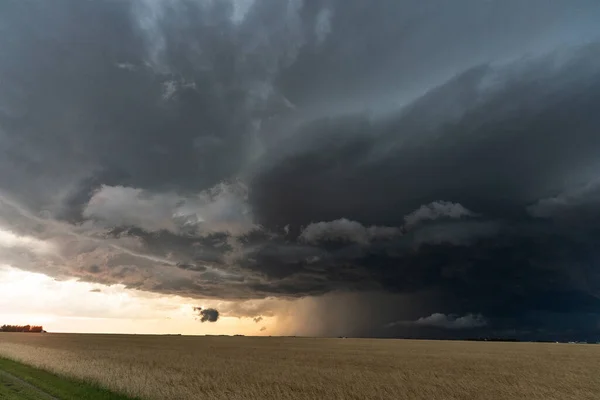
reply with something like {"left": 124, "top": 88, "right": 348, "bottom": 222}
{"left": 1, "top": 0, "right": 600, "bottom": 338}
{"left": 251, "top": 48, "right": 600, "bottom": 228}
{"left": 194, "top": 307, "right": 220, "bottom": 323}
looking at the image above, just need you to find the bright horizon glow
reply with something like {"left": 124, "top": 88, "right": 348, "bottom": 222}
{"left": 0, "top": 265, "right": 273, "bottom": 336}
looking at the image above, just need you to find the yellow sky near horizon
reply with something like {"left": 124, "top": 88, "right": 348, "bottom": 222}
{"left": 0, "top": 265, "right": 273, "bottom": 336}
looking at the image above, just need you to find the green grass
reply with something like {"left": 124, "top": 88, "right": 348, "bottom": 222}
{"left": 0, "top": 358, "right": 136, "bottom": 400}
{"left": 0, "top": 370, "right": 53, "bottom": 400}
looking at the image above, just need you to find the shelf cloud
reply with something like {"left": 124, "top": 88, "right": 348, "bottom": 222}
{"left": 2, "top": 0, "right": 600, "bottom": 338}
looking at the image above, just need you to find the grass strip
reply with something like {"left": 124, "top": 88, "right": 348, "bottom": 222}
{"left": 0, "top": 369, "right": 56, "bottom": 400}
{"left": 0, "top": 358, "right": 138, "bottom": 400}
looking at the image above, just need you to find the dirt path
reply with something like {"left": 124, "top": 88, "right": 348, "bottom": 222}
{"left": 0, "top": 369, "right": 59, "bottom": 400}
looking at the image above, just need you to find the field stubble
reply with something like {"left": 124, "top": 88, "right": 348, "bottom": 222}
{"left": 0, "top": 333, "right": 598, "bottom": 400}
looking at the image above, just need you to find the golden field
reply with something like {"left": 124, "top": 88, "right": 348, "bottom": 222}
{"left": 0, "top": 333, "right": 598, "bottom": 400}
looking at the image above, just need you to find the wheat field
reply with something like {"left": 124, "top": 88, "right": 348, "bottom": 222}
{"left": 0, "top": 333, "right": 598, "bottom": 400}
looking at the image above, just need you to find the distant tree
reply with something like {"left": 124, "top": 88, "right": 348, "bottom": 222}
{"left": 0, "top": 324, "right": 44, "bottom": 333}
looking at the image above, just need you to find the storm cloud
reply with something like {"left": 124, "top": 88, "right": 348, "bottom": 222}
{"left": 2, "top": 0, "right": 600, "bottom": 339}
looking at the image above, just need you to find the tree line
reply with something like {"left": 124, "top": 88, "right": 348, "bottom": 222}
{"left": 0, "top": 325, "right": 44, "bottom": 332}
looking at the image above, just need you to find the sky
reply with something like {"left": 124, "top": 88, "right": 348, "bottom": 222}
{"left": 1, "top": 0, "right": 600, "bottom": 340}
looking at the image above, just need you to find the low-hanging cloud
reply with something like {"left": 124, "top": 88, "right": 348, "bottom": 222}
{"left": 388, "top": 313, "right": 488, "bottom": 330}
{"left": 527, "top": 180, "right": 600, "bottom": 220}
{"left": 404, "top": 202, "right": 475, "bottom": 230}
{"left": 414, "top": 313, "right": 488, "bottom": 330}
{"left": 299, "top": 219, "right": 400, "bottom": 245}
{"left": 194, "top": 307, "right": 220, "bottom": 323}
{"left": 84, "top": 181, "right": 256, "bottom": 236}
